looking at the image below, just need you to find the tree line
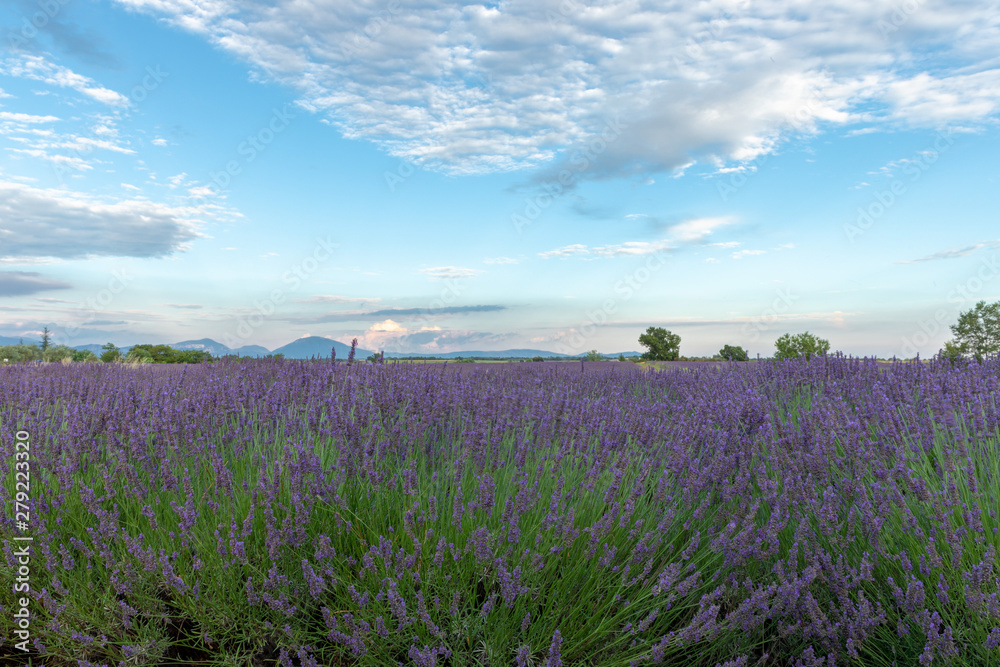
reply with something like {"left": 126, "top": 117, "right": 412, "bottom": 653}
{"left": 636, "top": 300, "right": 1000, "bottom": 362}
{"left": 0, "top": 329, "right": 212, "bottom": 365}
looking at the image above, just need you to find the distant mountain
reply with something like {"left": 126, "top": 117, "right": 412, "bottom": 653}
{"left": 232, "top": 345, "right": 272, "bottom": 357}
{"left": 0, "top": 335, "right": 26, "bottom": 346}
{"left": 271, "top": 336, "right": 373, "bottom": 360}
{"left": 172, "top": 339, "right": 270, "bottom": 357}
{"left": 384, "top": 349, "right": 572, "bottom": 359}
{"left": 173, "top": 338, "right": 234, "bottom": 356}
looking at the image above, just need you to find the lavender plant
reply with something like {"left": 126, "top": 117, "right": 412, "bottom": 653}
{"left": 0, "top": 356, "right": 998, "bottom": 666}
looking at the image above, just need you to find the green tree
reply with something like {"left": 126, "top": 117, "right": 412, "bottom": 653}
{"left": 40, "top": 326, "right": 51, "bottom": 352}
{"left": 638, "top": 327, "right": 681, "bottom": 361}
{"left": 100, "top": 343, "right": 122, "bottom": 363}
{"left": 719, "top": 344, "right": 749, "bottom": 361}
{"left": 774, "top": 332, "right": 830, "bottom": 361}
{"left": 531, "top": 356, "right": 544, "bottom": 362}
{"left": 72, "top": 349, "right": 99, "bottom": 363}
{"left": 584, "top": 349, "right": 603, "bottom": 361}
{"left": 949, "top": 300, "right": 1000, "bottom": 361}
{"left": 42, "top": 345, "right": 75, "bottom": 362}
{"left": 618, "top": 353, "right": 626, "bottom": 362}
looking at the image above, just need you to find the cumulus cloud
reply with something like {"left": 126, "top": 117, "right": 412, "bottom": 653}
{"left": 0, "top": 271, "right": 71, "bottom": 297}
{"left": 357, "top": 317, "right": 511, "bottom": 353}
{"left": 0, "top": 180, "right": 202, "bottom": 260}
{"left": 109, "top": 0, "right": 1000, "bottom": 180}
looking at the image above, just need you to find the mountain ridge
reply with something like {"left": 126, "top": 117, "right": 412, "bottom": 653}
{"left": 1, "top": 334, "right": 640, "bottom": 359}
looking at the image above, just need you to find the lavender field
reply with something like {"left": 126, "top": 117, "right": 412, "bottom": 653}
{"left": 2, "top": 357, "right": 999, "bottom": 667}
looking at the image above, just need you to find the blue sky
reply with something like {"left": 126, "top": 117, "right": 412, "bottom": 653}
{"left": 1, "top": 0, "right": 998, "bottom": 357}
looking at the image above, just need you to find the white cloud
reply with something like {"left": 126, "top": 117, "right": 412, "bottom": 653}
{"left": 0, "top": 112, "right": 60, "bottom": 124}
{"left": 731, "top": 249, "right": 766, "bottom": 260}
{"left": 110, "top": 0, "right": 1000, "bottom": 180}
{"left": 667, "top": 216, "right": 738, "bottom": 242}
{"left": 420, "top": 266, "right": 483, "bottom": 279}
{"left": 0, "top": 55, "right": 129, "bottom": 107}
{"left": 539, "top": 244, "right": 589, "bottom": 260}
{"left": 0, "top": 180, "right": 203, "bottom": 260}
{"left": 591, "top": 240, "right": 673, "bottom": 257}
{"left": 151, "top": 138, "right": 169, "bottom": 146}
{"left": 483, "top": 256, "right": 519, "bottom": 265}
{"left": 539, "top": 216, "right": 739, "bottom": 260}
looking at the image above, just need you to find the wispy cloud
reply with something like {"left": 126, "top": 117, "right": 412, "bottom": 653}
{"left": 0, "top": 54, "right": 129, "bottom": 107}
{"left": 293, "top": 295, "right": 382, "bottom": 304}
{"left": 0, "top": 271, "right": 72, "bottom": 297}
{"left": 420, "top": 266, "right": 483, "bottom": 279}
{"left": 0, "top": 112, "right": 60, "bottom": 124}
{"left": 539, "top": 244, "right": 590, "bottom": 260}
{"left": 732, "top": 249, "right": 766, "bottom": 260}
{"left": 284, "top": 304, "right": 505, "bottom": 325}
{"left": 897, "top": 240, "right": 1000, "bottom": 264}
